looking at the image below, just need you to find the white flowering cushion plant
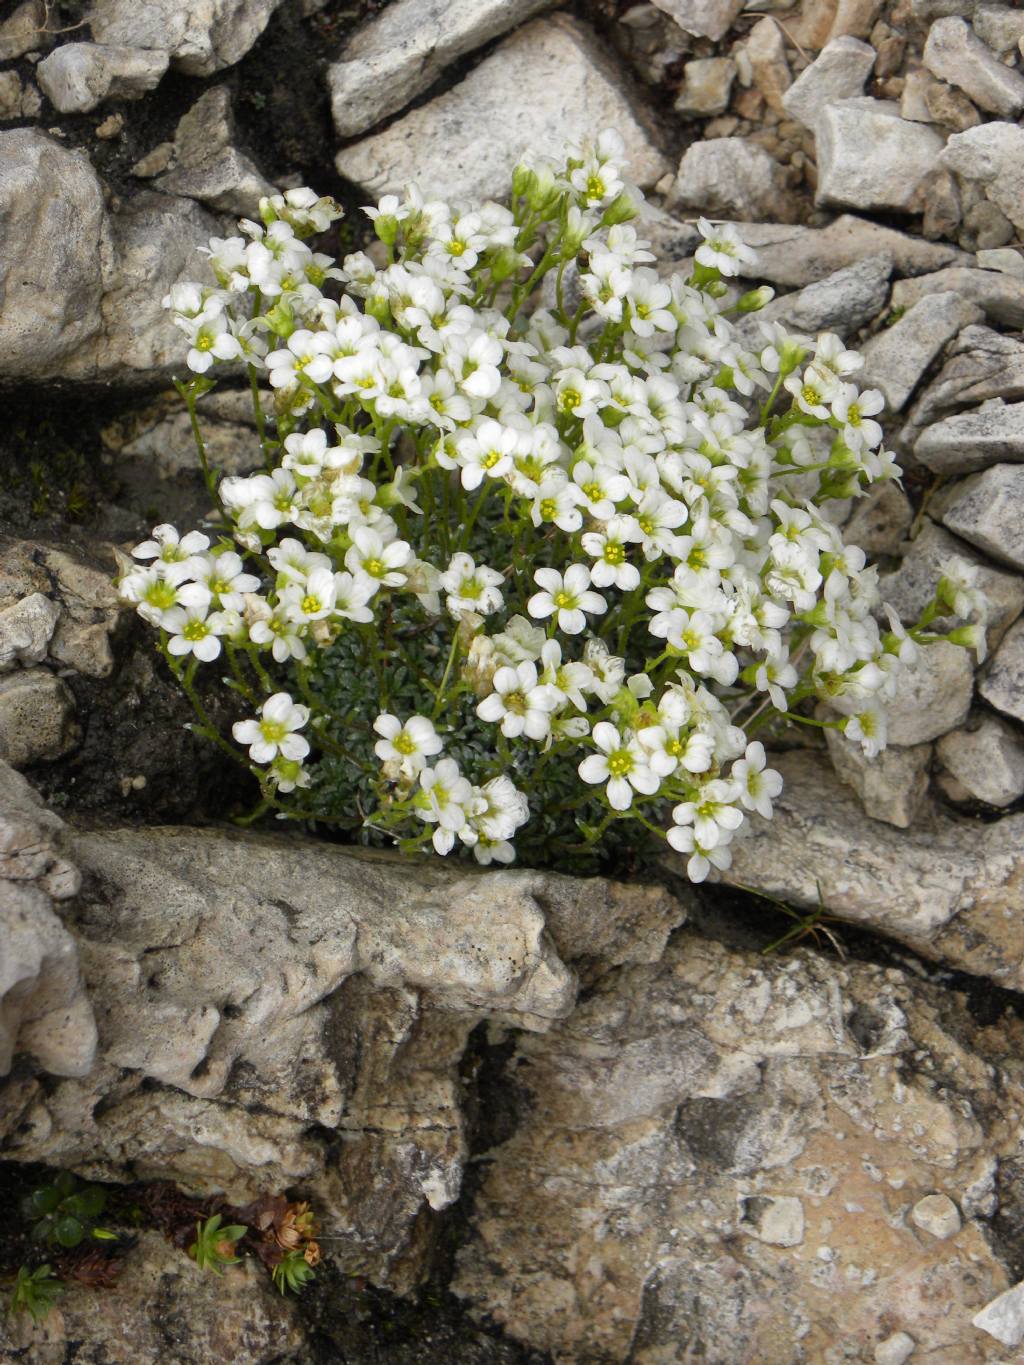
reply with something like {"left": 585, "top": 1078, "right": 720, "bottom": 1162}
{"left": 118, "top": 139, "right": 987, "bottom": 880}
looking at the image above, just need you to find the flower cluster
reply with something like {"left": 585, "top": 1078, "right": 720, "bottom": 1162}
{"left": 119, "top": 132, "right": 985, "bottom": 879}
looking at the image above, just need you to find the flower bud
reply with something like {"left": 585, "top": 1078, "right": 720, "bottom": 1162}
{"left": 600, "top": 190, "right": 638, "bottom": 226}
{"left": 737, "top": 285, "right": 774, "bottom": 313}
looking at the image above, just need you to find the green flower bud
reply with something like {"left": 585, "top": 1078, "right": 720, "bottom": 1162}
{"left": 600, "top": 190, "right": 638, "bottom": 226}
{"left": 737, "top": 285, "right": 774, "bottom": 313}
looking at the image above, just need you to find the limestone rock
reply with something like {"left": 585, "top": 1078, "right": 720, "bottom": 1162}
{"left": 915, "top": 399, "right": 1024, "bottom": 477}
{"left": 454, "top": 928, "right": 1024, "bottom": 1360}
{"left": 733, "top": 216, "right": 962, "bottom": 287}
{"left": 940, "top": 464, "right": 1024, "bottom": 570}
{"left": 980, "top": 618, "right": 1024, "bottom": 723}
{"left": 0, "top": 593, "right": 60, "bottom": 671}
{"left": 676, "top": 57, "right": 735, "bottom": 117}
{"left": 974, "top": 4, "right": 1024, "bottom": 54}
{"left": 649, "top": 0, "right": 743, "bottom": 41}
{"left": 745, "top": 16, "right": 791, "bottom": 115}
{"left": 0, "top": 129, "right": 105, "bottom": 380}
{"left": 859, "top": 291, "right": 983, "bottom": 412}
{"left": 905, "top": 325, "right": 1024, "bottom": 435}
{"left": 911, "top": 1191, "right": 962, "bottom": 1238}
{"left": 883, "top": 641, "right": 974, "bottom": 746}
{"left": 936, "top": 713, "right": 1024, "bottom": 807}
{"left": 0, "top": 1229, "right": 306, "bottom": 1363}
{"left": 923, "top": 16, "right": 1024, "bottom": 117}
{"left": 843, "top": 481, "right": 912, "bottom": 556}
{"left": 815, "top": 98, "right": 946, "bottom": 213}
{"left": 743, "top": 253, "right": 892, "bottom": 339}
{"left": 117, "top": 407, "right": 262, "bottom": 478}
{"left": 0, "top": 669, "right": 79, "bottom": 768}
{"left": 36, "top": 42, "right": 168, "bottom": 113}
{"left": 879, "top": 519, "right": 1024, "bottom": 651}
{"left": 710, "top": 748, "right": 1024, "bottom": 989}
{"left": 327, "top": 0, "right": 552, "bottom": 139}
{"left": 940, "top": 122, "right": 1024, "bottom": 234}
{"left": 88, "top": 0, "right": 288, "bottom": 76}
{"left": 891, "top": 266, "right": 1024, "bottom": 330}
{"left": 0, "top": 1, "right": 49, "bottom": 61}
{"left": 335, "top": 16, "right": 670, "bottom": 205}
{"left": 973, "top": 1281, "right": 1024, "bottom": 1348}
{"left": 782, "top": 34, "right": 876, "bottom": 131}
{"left": 824, "top": 728, "right": 931, "bottom": 828}
{"left": 153, "top": 86, "right": 275, "bottom": 216}
{"left": 875, "top": 1334, "right": 916, "bottom": 1365}
{"left": 672, "top": 138, "right": 788, "bottom": 221}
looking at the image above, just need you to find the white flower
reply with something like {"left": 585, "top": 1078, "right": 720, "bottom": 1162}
{"left": 476, "top": 662, "right": 561, "bottom": 740}
{"left": 531, "top": 476, "right": 585, "bottom": 533}
{"left": 373, "top": 713, "right": 443, "bottom": 771}
{"left": 280, "top": 567, "right": 338, "bottom": 623}
{"left": 332, "top": 570, "right": 375, "bottom": 623}
{"left": 581, "top": 516, "right": 642, "bottom": 591}
{"left": 416, "top": 758, "right": 477, "bottom": 851}
{"left": 164, "top": 603, "right": 226, "bottom": 662}
{"left": 671, "top": 779, "right": 744, "bottom": 849}
{"left": 344, "top": 526, "right": 413, "bottom": 591}
{"left": 233, "top": 692, "right": 310, "bottom": 764}
{"left": 578, "top": 721, "right": 659, "bottom": 811}
{"left": 441, "top": 552, "right": 504, "bottom": 617}
{"left": 470, "top": 775, "right": 529, "bottom": 842}
{"left": 132, "top": 524, "right": 210, "bottom": 578}
{"left": 730, "top": 741, "right": 783, "bottom": 819}
{"left": 527, "top": 565, "right": 607, "bottom": 636}
{"left": 694, "top": 218, "right": 756, "bottom": 278}
{"left": 538, "top": 638, "right": 593, "bottom": 712}
{"left": 665, "top": 823, "right": 734, "bottom": 883}
{"left": 571, "top": 459, "right": 629, "bottom": 520}
{"left": 191, "top": 552, "right": 260, "bottom": 610}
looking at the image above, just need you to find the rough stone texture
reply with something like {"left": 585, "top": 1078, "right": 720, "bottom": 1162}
{"left": 335, "top": 16, "right": 670, "bottom": 205}
{"left": 36, "top": 42, "right": 168, "bottom": 114}
{"left": 859, "top": 291, "right": 983, "bottom": 412}
{"left": 671, "top": 137, "right": 788, "bottom": 221}
{"left": 915, "top": 399, "right": 1024, "bottom": 477}
{"left": 649, "top": 0, "right": 743, "bottom": 42}
{"left": 454, "top": 928, "right": 1023, "bottom": 1362}
{"left": 1, "top": 812, "right": 687, "bottom": 1287}
{"left": 824, "top": 728, "right": 931, "bottom": 828}
{"left": 0, "top": 593, "right": 60, "bottom": 671}
{"left": 940, "top": 464, "right": 1024, "bottom": 571}
{"left": 0, "top": 760, "right": 94, "bottom": 1078}
{"left": 815, "top": 98, "right": 945, "bottom": 213}
{"left": 0, "top": 129, "right": 105, "bottom": 379}
{"left": 891, "top": 267, "right": 1024, "bottom": 330}
{"left": 88, "top": 0, "right": 289, "bottom": 77}
{"left": 875, "top": 1334, "right": 916, "bottom": 1365}
{"left": 0, "top": 1229, "right": 306, "bottom": 1363}
{"left": 727, "top": 217, "right": 961, "bottom": 288}
{"left": 742, "top": 253, "right": 892, "bottom": 340}
{"left": 923, "top": 16, "right": 1024, "bottom": 117}
{"left": 974, "top": 3, "right": 1024, "bottom": 54}
{"left": 697, "top": 750, "right": 1024, "bottom": 990}
{"left": 973, "top": 1281, "right": 1024, "bottom": 1349}
{"left": 883, "top": 641, "right": 974, "bottom": 746}
{"left": 327, "top": 0, "right": 552, "bottom": 139}
{"left": 980, "top": 618, "right": 1024, "bottom": 724}
{"left": 843, "top": 481, "right": 913, "bottom": 556}
{"left": 0, "top": 669, "right": 79, "bottom": 768}
{"left": 676, "top": 56, "right": 735, "bottom": 116}
{"left": 905, "top": 325, "right": 1024, "bottom": 436}
{"left": 0, "top": 1, "right": 49, "bottom": 62}
{"left": 940, "top": 123, "right": 1024, "bottom": 234}
{"left": 745, "top": 16, "right": 791, "bottom": 115}
{"left": 153, "top": 85, "right": 274, "bottom": 215}
{"left": 782, "top": 34, "right": 876, "bottom": 130}
{"left": 936, "top": 713, "right": 1024, "bottom": 807}
{"left": 879, "top": 519, "right": 1024, "bottom": 651}
{"left": 114, "top": 406, "right": 262, "bottom": 478}
{"left": 911, "top": 1192, "right": 962, "bottom": 1239}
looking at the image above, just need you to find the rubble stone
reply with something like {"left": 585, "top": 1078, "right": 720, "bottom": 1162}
{"left": 649, "top": 0, "right": 744, "bottom": 42}
{"left": 859, "top": 291, "right": 982, "bottom": 412}
{"left": 672, "top": 137, "right": 788, "bottom": 220}
{"left": 0, "top": 669, "right": 79, "bottom": 768}
{"left": 824, "top": 729, "right": 931, "bottom": 828}
{"left": 923, "top": 16, "right": 1024, "bottom": 117}
{"left": 815, "top": 98, "right": 946, "bottom": 212}
{"left": 940, "top": 464, "right": 1024, "bottom": 571}
{"left": 915, "top": 399, "right": 1024, "bottom": 476}
{"left": 782, "top": 35, "right": 876, "bottom": 130}
{"left": 980, "top": 619, "right": 1024, "bottom": 723}
{"left": 936, "top": 713, "right": 1024, "bottom": 807}
{"left": 36, "top": 42, "right": 168, "bottom": 113}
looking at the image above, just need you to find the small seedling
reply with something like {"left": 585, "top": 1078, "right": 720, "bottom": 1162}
{"left": 8, "top": 1264, "right": 63, "bottom": 1324}
{"left": 271, "top": 1249, "right": 316, "bottom": 1295}
{"left": 188, "top": 1213, "right": 247, "bottom": 1274}
{"left": 23, "top": 1171, "right": 111, "bottom": 1248}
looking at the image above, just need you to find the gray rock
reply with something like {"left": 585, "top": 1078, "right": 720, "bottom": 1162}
{"left": 328, "top": 0, "right": 552, "bottom": 139}
{"left": 0, "top": 70, "right": 24, "bottom": 120}
{"left": 874, "top": 1334, "right": 916, "bottom": 1365}
{"left": 0, "top": 129, "right": 105, "bottom": 380}
{"left": 973, "top": 4, "right": 1024, "bottom": 54}
{"left": 843, "top": 481, "right": 913, "bottom": 556}
{"left": 454, "top": 923, "right": 1023, "bottom": 1359}
{"left": 977, "top": 246, "right": 1024, "bottom": 277}
{"left": 0, "top": 593, "right": 60, "bottom": 671}
{"left": 940, "top": 122, "right": 1024, "bottom": 233}
{"left": 88, "top": 0, "right": 288, "bottom": 76}
{"left": 36, "top": 42, "right": 168, "bottom": 113}
{"left": 960, "top": 199, "right": 1015, "bottom": 251}
{"left": 980, "top": 618, "right": 1024, "bottom": 723}
{"left": 671, "top": 137, "right": 788, "bottom": 221}
{"left": 782, "top": 35, "right": 876, "bottom": 131}
{"left": 649, "top": 0, "right": 743, "bottom": 41}
{"left": 0, "top": 1, "right": 49, "bottom": 61}
{"left": 911, "top": 1192, "right": 962, "bottom": 1238}
{"left": 891, "top": 266, "right": 1024, "bottom": 329}
{"left": 118, "top": 407, "right": 262, "bottom": 478}
{"left": 824, "top": 728, "right": 931, "bottom": 828}
{"left": 745, "top": 16, "right": 791, "bottom": 115}
{"left": 335, "top": 16, "right": 670, "bottom": 205}
{"left": 859, "top": 291, "right": 983, "bottom": 412}
{"left": 675, "top": 56, "right": 736, "bottom": 116}
{"left": 936, "top": 713, "right": 1024, "bottom": 806}
{"left": 816, "top": 98, "right": 946, "bottom": 213}
{"left": 940, "top": 463, "right": 1024, "bottom": 570}
{"left": 0, "top": 669, "right": 79, "bottom": 768}
{"left": 739, "top": 216, "right": 963, "bottom": 286}
{"left": 885, "top": 641, "right": 975, "bottom": 746}
{"left": 769, "top": 253, "right": 892, "bottom": 335}
{"left": 879, "top": 519, "right": 1024, "bottom": 650}
{"left": 905, "top": 325, "right": 1024, "bottom": 434}
{"left": 972, "top": 1280, "right": 1024, "bottom": 1347}
{"left": 153, "top": 85, "right": 274, "bottom": 216}
{"left": 915, "top": 398, "right": 1024, "bottom": 476}
{"left": 923, "top": 16, "right": 1024, "bottom": 117}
